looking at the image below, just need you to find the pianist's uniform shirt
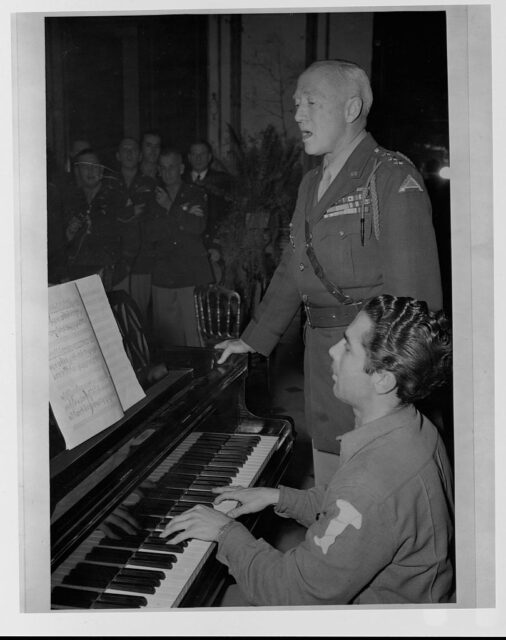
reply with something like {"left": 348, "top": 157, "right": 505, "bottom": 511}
{"left": 216, "top": 405, "right": 454, "bottom": 605}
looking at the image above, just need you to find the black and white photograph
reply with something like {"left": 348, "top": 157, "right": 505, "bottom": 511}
{"left": 4, "top": 0, "right": 502, "bottom": 636}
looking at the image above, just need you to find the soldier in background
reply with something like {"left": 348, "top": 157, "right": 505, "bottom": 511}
{"left": 112, "top": 136, "right": 157, "bottom": 326}
{"left": 62, "top": 148, "right": 127, "bottom": 291}
{"left": 183, "top": 140, "right": 233, "bottom": 282}
{"left": 149, "top": 148, "right": 213, "bottom": 347}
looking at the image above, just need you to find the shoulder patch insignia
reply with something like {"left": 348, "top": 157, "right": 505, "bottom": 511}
{"left": 398, "top": 174, "right": 423, "bottom": 193}
{"left": 313, "top": 499, "right": 362, "bottom": 555}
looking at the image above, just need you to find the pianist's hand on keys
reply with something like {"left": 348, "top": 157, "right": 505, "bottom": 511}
{"left": 213, "top": 485, "right": 280, "bottom": 518}
{"left": 159, "top": 486, "right": 280, "bottom": 543}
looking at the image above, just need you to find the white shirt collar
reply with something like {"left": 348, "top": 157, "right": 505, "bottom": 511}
{"left": 322, "top": 129, "right": 367, "bottom": 181}
{"left": 192, "top": 168, "right": 208, "bottom": 181}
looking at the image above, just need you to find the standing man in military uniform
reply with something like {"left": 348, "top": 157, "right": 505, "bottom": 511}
{"left": 63, "top": 148, "right": 127, "bottom": 291}
{"left": 216, "top": 59, "right": 443, "bottom": 486}
{"left": 149, "top": 148, "right": 213, "bottom": 348}
{"left": 183, "top": 140, "right": 233, "bottom": 283}
{"left": 112, "top": 136, "right": 157, "bottom": 327}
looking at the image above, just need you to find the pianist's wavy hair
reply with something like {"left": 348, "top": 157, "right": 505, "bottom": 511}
{"left": 361, "top": 295, "right": 452, "bottom": 404}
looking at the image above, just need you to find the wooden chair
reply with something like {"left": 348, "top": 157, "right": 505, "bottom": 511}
{"left": 194, "top": 284, "right": 242, "bottom": 347}
{"left": 194, "top": 284, "right": 273, "bottom": 396}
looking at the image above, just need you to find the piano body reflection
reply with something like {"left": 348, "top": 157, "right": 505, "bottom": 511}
{"left": 50, "top": 347, "right": 295, "bottom": 609}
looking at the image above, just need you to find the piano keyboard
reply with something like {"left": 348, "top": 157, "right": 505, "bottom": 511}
{"left": 51, "top": 431, "right": 279, "bottom": 609}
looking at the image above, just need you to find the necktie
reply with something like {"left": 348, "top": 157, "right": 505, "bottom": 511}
{"left": 318, "top": 167, "right": 333, "bottom": 201}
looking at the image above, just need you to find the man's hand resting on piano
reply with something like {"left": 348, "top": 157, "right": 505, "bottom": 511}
{"left": 214, "top": 338, "right": 254, "bottom": 364}
{"left": 213, "top": 486, "right": 280, "bottom": 518}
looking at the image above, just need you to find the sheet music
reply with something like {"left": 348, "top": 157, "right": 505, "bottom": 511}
{"left": 76, "top": 275, "right": 145, "bottom": 411}
{"left": 48, "top": 276, "right": 145, "bottom": 449}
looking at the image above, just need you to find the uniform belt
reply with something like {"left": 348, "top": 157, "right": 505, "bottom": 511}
{"left": 304, "top": 302, "right": 363, "bottom": 328}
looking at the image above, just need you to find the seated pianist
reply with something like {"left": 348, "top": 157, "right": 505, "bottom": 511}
{"left": 160, "top": 294, "right": 455, "bottom": 606}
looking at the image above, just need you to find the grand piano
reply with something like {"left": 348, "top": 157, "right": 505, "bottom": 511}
{"left": 49, "top": 346, "right": 295, "bottom": 610}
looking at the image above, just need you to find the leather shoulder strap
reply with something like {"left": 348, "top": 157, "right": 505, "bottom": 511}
{"left": 304, "top": 220, "right": 359, "bottom": 305}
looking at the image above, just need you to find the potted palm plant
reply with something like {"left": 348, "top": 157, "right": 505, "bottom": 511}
{"left": 216, "top": 124, "right": 302, "bottom": 325}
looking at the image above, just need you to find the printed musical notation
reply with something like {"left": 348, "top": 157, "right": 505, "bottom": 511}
{"left": 49, "top": 276, "right": 145, "bottom": 450}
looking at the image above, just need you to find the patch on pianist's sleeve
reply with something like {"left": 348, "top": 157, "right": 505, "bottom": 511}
{"left": 313, "top": 499, "right": 362, "bottom": 555}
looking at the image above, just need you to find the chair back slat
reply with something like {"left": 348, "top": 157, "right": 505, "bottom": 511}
{"left": 194, "top": 284, "right": 242, "bottom": 346}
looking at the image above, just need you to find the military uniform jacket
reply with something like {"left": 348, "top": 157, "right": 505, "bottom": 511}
{"left": 216, "top": 405, "right": 454, "bottom": 605}
{"left": 183, "top": 167, "right": 233, "bottom": 247}
{"left": 63, "top": 178, "right": 128, "bottom": 285}
{"left": 111, "top": 171, "right": 158, "bottom": 274}
{"left": 148, "top": 182, "right": 213, "bottom": 288}
{"left": 241, "top": 132, "right": 443, "bottom": 453}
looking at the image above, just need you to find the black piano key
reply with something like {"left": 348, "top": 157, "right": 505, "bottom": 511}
{"left": 157, "top": 472, "right": 199, "bottom": 481}
{"left": 143, "top": 487, "right": 184, "bottom": 498}
{"left": 93, "top": 601, "right": 139, "bottom": 609}
{"left": 52, "top": 586, "right": 98, "bottom": 608}
{"left": 176, "top": 497, "right": 215, "bottom": 506}
{"left": 208, "top": 458, "right": 243, "bottom": 466}
{"left": 63, "top": 571, "right": 111, "bottom": 590}
{"left": 197, "top": 471, "right": 236, "bottom": 480}
{"left": 73, "top": 563, "right": 119, "bottom": 579}
{"left": 213, "top": 452, "right": 249, "bottom": 459}
{"left": 86, "top": 547, "right": 133, "bottom": 564}
{"left": 142, "top": 541, "right": 186, "bottom": 553}
{"left": 181, "top": 492, "right": 216, "bottom": 501}
{"left": 133, "top": 551, "right": 177, "bottom": 565}
{"left": 220, "top": 443, "right": 254, "bottom": 451}
{"left": 121, "top": 567, "right": 166, "bottom": 581}
{"left": 147, "top": 531, "right": 188, "bottom": 548}
{"left": 171, "top": 463, "right": 207, "bottom": 471}
{"left": 141, "top": 493, "right": 182, "bottom": 504}
{"left": 155, "top": 479, "right": 194, "bottom": 489}
{"left": 181, "top": 450, "right": 216, "bottom": 458}
{"left": 109, "top": 578, "right": 156, "bottom": 594}
{"left": 128, "top": 557, "right": 173, "bottom": 570}
{"left": 134, "top": 549, "right": 177, "bottom": 561}
{"left": 205, "top": 464, "right": 240, "bottom": 473}
{"left": 186, "top": 485, "right": 220, "bottom": 493}
{"left": 191, "top": 479, "right": 231, "bottom": 487}
{"left": 183, "top": 488, "right": 217, "bottom": 497}
{"left": 169, "top": 470, "right": 206, "bottom": 479}
{"left": 187, "top": 450, "right": 222, "bottom": 458}
{"left": 99, "top": 535, "right": 148, "bottom": 548}
{"left": 179, "top": 457, "right": 215, "bottom": 466}
{"left": 97, "top": 593, "right": 147, "bottom": 608}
